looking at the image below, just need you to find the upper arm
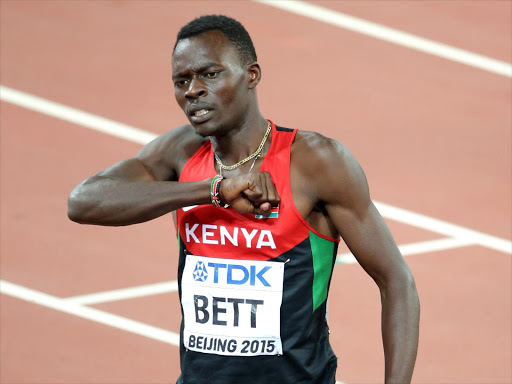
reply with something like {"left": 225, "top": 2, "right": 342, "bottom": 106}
{"left": 305, "top": 135, "right": 411, "bottom": 287}
{"left": 94, "top": 125, "right": 201, "bottom": 183}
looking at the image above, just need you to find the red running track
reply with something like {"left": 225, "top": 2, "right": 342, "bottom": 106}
{"left": 1, "top": 1, "right": 510, "bottom": 383}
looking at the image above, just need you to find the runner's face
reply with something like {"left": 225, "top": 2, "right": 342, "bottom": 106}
{"left": 172, "top": 30, "right": 251, "bottom": 137}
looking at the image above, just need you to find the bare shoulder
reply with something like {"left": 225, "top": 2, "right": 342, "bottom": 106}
{"left": 292, "top": 130, "right": 353, "bottom": 171}
{"left": 136, "top": 124, "right": 207, "bottom": 181}
{"left": 292, "top": 130, "right": 369, "bottom": 206}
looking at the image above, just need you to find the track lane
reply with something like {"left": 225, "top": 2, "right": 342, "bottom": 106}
{"left": 313, "top": 0, "right": 512, "bottom": 63}
{"left": 0, "top": 102, "right": 178, "bottom": 296}
{"left": 256, "top": 0, "right": 511, "bottom": 77}
{"left": 329, "top": 246, "right": 512, "bottom": 383}
{"left": 0, "top": 293, "right": 180, "bottom": 383}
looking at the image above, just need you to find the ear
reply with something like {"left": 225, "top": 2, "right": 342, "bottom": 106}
{"left": 247, "top": 63, "right": 261, "bottom": 89}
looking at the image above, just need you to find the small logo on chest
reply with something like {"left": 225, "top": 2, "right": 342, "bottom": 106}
{"left": 192, "top": 261, "right": 209, "bottom": 282}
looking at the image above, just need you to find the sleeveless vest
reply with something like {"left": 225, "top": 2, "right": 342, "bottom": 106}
{"left": 176, "top": 121, "right": 339, "bottom": 384}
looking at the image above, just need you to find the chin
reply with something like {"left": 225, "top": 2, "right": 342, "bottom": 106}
{"left": 192, "top": 117, "right": 233, "bottom": 138}
{"left": 191, "top": 121, "right": 218, "bottom": 137}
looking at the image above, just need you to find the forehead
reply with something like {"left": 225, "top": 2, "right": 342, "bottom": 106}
{"left": 172, "top": 30, "right": 241, "bottom": 73}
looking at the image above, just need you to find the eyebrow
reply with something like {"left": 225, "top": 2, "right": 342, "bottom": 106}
{"left": 172, "top": 62, "right": 221, "bottom": 80}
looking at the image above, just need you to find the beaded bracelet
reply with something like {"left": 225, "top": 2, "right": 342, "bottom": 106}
{"left": 210, "top": 175, "right": 229, "bottom": 208}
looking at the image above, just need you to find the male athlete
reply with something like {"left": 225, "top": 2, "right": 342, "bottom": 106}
{"left": 68, "top": 15, "right": 419, "bottom": 384}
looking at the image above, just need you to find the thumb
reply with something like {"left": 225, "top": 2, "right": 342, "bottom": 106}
{"left": 254, "top": 202, "right": 271, "bottom": 216}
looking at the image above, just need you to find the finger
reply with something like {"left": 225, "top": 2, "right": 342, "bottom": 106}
{"left": 242, "top": 174, "right": 263, "bottom": 202}
{"left": 264, "top": 172, "right": 280, "bottom": 207}
{"left": 231, "top": 196, "right": 256, "bottom": 214}
{"left": 257, "top": 172, "right": 269, "bottom": 206}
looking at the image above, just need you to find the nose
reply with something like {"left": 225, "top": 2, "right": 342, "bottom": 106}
{"left": 185, "top": 77, "right": 207, "bottom": 100}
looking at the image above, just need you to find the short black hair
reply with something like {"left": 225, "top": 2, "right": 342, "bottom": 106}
{"left": 174, "top": 15, "right": 257, "bottom": 65}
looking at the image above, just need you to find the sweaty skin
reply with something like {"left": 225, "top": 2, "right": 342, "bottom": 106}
{"left": 68, "top": 30, "right": 419, "bottom": 383}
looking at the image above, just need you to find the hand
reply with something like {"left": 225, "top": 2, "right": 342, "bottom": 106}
{"left": 219, "top": 172, "right": 280, "bottom": 216}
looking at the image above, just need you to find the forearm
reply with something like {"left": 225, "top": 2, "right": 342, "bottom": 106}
{"left": 381, "top": 277, "right": 420, "bottom": 384}
{"left": 68, "top": 176, "right": 211, "bottom": 226}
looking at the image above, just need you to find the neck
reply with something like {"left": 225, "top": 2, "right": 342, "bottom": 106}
{"left": 210, "top": 110, "right": 270, "bottom": 165}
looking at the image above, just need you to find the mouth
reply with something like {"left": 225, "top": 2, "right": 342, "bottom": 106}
{"left": 188, "top": 107, "right": 214, "bottom": 124}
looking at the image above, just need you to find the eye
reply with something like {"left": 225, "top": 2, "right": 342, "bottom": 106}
{"left": 174, "top": 79, "right": 188, "bottom": 88}
{"left": 205, "top": 71, "right": 220, "bottom": 79}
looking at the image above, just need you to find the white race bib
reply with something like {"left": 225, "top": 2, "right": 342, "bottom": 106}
{"left": 181, "top": 255, "right": 284, "bottom": 356}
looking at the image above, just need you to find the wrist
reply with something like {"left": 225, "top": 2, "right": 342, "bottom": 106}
{"left": 210, "top": 175, "right": 229, "bottom": 208}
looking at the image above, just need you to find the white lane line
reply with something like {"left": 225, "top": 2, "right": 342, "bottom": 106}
{"left": 1, "top": 85, "right": 510, "bottom": 255}
{"left": 336, "top": 237, "right": 475, "bottom": 264}
{"left": 0, "top": 279, "right": 180, "bottom": 346}
{"left": 0, "top": 86, "right": 157, "bottom": 145}
{"left": 375, "top": 202, "right": 511, "bottom": 255}
{"left": 254, "top": 0, "right": 512, "bottom": 78}
{"left": 64, "top": 280, "right": 178, "bottom": 305}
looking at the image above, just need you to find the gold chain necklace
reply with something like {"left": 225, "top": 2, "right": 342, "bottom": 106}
{"left": 214, "top": 120, "right": 271, "bottom": 173}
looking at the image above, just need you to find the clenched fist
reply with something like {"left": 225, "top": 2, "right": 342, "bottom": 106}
{"left": 219, "top": 172, "right": 280, "bottom": 216}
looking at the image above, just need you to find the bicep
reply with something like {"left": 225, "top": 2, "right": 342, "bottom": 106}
{"left": 95, "top": 157, "right": 159, "bottom": 182}
{"left": 94, "top": 129, "right": 183, "bottom": 182}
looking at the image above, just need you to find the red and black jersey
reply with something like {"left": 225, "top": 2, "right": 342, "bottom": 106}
{"left": 176, "top": 121, "right": 339, "bottom": 384}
